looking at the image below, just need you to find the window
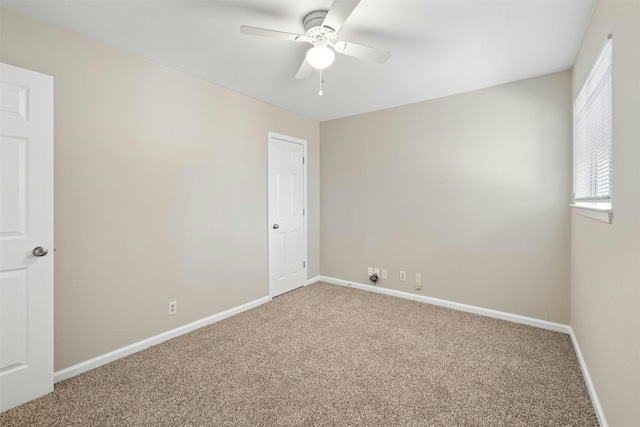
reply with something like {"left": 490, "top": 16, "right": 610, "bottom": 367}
{"left": 573, "top": 36, "right": 612, "bottom": 210}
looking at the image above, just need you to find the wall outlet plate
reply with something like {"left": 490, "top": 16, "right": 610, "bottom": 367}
{"left": 415, "top": 283, "right": 422, "bottom": 290}
{"left": 373, "top": 268, "right": 380, "bottom": 275}
{"left": 381, "top": 270, "right": 388, "bottom": 279}
{"left": 400, "top": 271, "right": 406, "bottom": 281}
{"left": 415, "top": 273, "right": 421, "bottom": 284}
{"left": 168, "top": 301, "right": 177, "bottom": 316}
{"left": 368, "top": 267, "right": 373, "bottom": 276}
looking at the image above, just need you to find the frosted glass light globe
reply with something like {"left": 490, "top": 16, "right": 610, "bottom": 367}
{"left": 306, "top": 46, "right": 335, "bottom": 70}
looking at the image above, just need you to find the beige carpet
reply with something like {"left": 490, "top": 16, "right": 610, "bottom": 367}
{"left": 1, "top": 282, "right": 598, "bottom": 426}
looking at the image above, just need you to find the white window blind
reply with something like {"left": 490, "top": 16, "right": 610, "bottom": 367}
{"left": 574, "top": 37, "right": 612, "bottom": 204}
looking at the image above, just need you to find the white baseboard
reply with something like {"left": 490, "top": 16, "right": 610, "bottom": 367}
{"left": 568, "top": 328, "right": 608, "bottom": 427}
{"left": 315, "top": 276, "right": 570, "bottom": 333}
{"left": 54, "top": 295, "right": 271, "bottom": 383}
{"left": 311, "top": 275, "right": 607, "bottom": 425}
{"left": 306, "top": 275, "right": 320, "bottom": 286}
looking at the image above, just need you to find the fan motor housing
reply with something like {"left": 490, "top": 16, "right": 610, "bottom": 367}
{"left": 303, "top": 11, "right": 328, "bottom": 31}
{"left": 303, "top": 10, "right": 337, "bottom": 42}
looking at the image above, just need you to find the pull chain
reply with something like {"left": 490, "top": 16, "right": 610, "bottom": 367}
{"left": 319, "top": 70, "right": 324, "bottom": 96}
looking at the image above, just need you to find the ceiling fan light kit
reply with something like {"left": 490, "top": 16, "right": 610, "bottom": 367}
{"left": 240, "top": 0, "right": 390, "bottom": 84}
{"left": 306, "top": 45, "right": 335, "bottom": 70}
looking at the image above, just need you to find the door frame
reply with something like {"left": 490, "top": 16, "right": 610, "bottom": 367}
{"left": 267, "top": 131, "right": 307, "bottom": 298}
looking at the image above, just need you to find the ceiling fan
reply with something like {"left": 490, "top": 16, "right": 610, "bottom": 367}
{"left": 240, "top": 0, "right": 391, "bottom": 80}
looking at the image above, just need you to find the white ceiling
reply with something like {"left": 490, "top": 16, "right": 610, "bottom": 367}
{"left": 2, "top": 0, "right": 595, "bottom": 122}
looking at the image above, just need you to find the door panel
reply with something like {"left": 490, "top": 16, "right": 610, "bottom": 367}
{"left": 0, "top": 269, "right": 28, "bottom": 368}
{"left": 268, "top": 133, "right": 306, "bottom": 297}
{"left": 0, "top": 62, "right": 54, "bottom": 412}
{"left": 0, "top": 136, "right": 28, "bottom": 236}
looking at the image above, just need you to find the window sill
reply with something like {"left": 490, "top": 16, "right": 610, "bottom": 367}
{"left": 570, "top": 203, "right": 613, "bottom": 224}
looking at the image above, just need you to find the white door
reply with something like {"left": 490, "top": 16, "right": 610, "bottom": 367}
{"left": 268, "top": 132, "right": 306, "bottom": 297}
{"left": 0, "top": 63, "right": 54, "bottom": 412}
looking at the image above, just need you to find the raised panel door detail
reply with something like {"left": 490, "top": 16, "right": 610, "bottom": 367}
{"left": 277, "top": 172, "right": 289, "bottom": 219}
{"left": 275, "top": 233, "right": 286, "bottom": 280}
{"left": 0, "top": 82, "right": 29, "bottom": 121}
{"left": 0, "top": 269, "right": 28, "bottom": 372}
{"left": 0, "top": 136, "right": 28, "bottom": 237}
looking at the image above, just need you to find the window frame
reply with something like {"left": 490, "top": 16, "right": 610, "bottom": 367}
{"left": 571, "top": 35, "right": 613, "bottom": 223}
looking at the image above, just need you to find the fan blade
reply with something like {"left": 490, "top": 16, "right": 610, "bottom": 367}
{"left": 240, "top": 25, "right": 302, "bottom": 42}
{"left": 337, "top": 41, "right": 390, "bottom": 64}
{"left": 322, "top": 0, "right": 360, "bottom": 32}
{"left": 295, "top": 59, "right": 314, "bottom": 80}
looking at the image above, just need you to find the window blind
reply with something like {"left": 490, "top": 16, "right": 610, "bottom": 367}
{"left": 574, "top": 37, "right": 612, "bottom": 203}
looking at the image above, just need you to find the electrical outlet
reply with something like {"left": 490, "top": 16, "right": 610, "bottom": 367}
{"left": 415, "top": 283, "right": 422, "bottom": 291}
{"left": 415, "top": 273, "right": 421, "bottom": 284}
{"left": 368, "top": 267, "right": 373, "bottom": 276}
{"left": 400, "top": 271, "right": 406, "bottom": 281}
{"left": 381, "top": 269, "right": 388, "bottom": 279}
{"left": 374, "top": 268, "right": 380, "bottom": 275}
{"left": 168, "top": 301, "right": 177, "bottom": 316}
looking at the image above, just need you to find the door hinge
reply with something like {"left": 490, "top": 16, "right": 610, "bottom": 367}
{"left": 303, "top": 261, "right": 306, "bottom": 268}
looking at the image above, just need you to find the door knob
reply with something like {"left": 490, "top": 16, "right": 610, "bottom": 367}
{"left": 272, "top": 224, "right": 280, "bottom": 229}
{"left": 32, "top": 246, "right": 48, "bottom": 257}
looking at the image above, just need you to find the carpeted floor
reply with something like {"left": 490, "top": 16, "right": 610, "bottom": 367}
{"left": 1, "top": 282, "right": 598, "bottom": 426}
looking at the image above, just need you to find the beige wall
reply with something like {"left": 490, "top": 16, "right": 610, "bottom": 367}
{"left": 0, "top": 8, "right": 320, "bottom": 371}
{"left": 570, "top": 1, "right": 640, "bottom": 425}
{"left": 320, "top": 71, "right": 572, "bottom": 324}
